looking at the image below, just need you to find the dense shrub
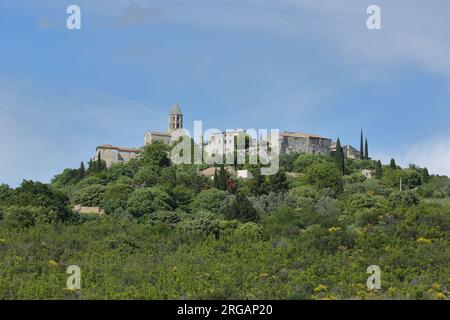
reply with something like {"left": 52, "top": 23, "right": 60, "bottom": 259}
{"left": 126, "top": 187, "right": 172, "bottom": 218}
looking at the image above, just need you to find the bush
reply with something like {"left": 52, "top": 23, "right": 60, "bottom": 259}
{"left": 190, "top": 188, "right": 228, "bottom": 214}
{"left": 102, "top": 183, "right": 134, "bottom": 215}
{"left": 176, "top": 211, "right": 220, "bottom": 238}
{"left": 3, "top": 206, "right": 42, "bottom": 229}
{"left": 389, "top": 191, "right": 420, "bottom": 208}
{"left": 303, "top": 162, "right": 343, "bottom": 194}
{"left": 73, "top": 184, "right": 106, "bottom": 207}
{"left": 220, "top": 193, "right": 259, "bottom": 223}
{"left": 126, "top": 187, "right": 172, "bottom": 218}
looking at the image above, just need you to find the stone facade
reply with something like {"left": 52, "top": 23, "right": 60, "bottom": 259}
{"left": 331, "top": 143, "right": 361, "bottom": 159}
{"left": 144, "top": 103, "right": 183, "bottom": 146}
{"left": 276, "top": 132, "right": 332, "bottom": 155}
{"left": 144, "top": 131, "right": 172, "bottom": 145}
{"left": 343, "top": 145, "right": 360, "bottom": 160}
{"left": 168, "top": 103, "right": 183, "bottom": 132}
{"left": 204, "top": 130, "right": 255, "bottom": 156}
{"left": 94, "top": 144, "right": 140, "bottom": 167}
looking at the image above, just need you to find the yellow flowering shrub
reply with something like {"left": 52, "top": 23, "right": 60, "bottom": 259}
{"left": 416, "top": 237, "right": 432, "bottom": 244}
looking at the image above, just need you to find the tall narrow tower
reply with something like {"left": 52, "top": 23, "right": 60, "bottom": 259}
{"left": 168, "top": 103, "right": 183, "bottom": 132}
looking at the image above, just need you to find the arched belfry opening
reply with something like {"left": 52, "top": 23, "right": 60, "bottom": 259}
{"left": 168, "top": 103, "right": 183, "bottom": 132}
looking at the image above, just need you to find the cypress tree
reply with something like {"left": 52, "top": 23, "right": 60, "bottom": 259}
{"left": 213, "top": 167, "right": 218, "bottom": 188}
{"left": 79, "top": 162, "right": 86, "bottom": 179}
{"left": 360, "top": 129, "right": 364, "bottom": 160}
{"left": 335, "top": 138, "right": 345, "bottom": 174}
{"left": 217, "top": 164, "right": 228, "bottom": 191}
{"left": 365, "top": 138, "right": 369, "bottom": 160}
{"left": 375, "top": 160, "right": 383, "bottom": 178}
{"left": 390, "top": 158, "right": 397, "bottom": 170}
{"left": 422, "top": 167, "right": 430, "bottom": 183}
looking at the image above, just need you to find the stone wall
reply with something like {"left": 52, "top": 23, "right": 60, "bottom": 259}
{"left": 144, "top": 132, "right": 172, "bottom": 145}
{"left": 280, "top": 136, "right": 331, "bottom": 155}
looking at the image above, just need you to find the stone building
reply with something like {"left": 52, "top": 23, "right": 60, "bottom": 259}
{"left": 144, "top": 103, "right": 183, "bottom": 145}
{"left": 94, "top": 144, "right": 140, "bottom": 167}
{"left": 275, "top": 131, "right": 332, "bottom": 155}
{"left": 204, "top": 129, "right": 255, "bottom": 157}
{"left": 331, "top": 143, "right": 361, "bottom": 159}
{"left": 94, "top": 103, "right": 183, "bottom": 167}
{"left": 343, "top": 145, "right": 360, "bottom": 159}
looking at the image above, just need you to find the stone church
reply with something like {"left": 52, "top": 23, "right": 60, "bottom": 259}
{"left": 94, "top": 103, "right": 183, "bottom": 167}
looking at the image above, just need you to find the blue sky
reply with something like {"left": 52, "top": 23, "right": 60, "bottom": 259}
{"left": 1, "top": 0, "right": 450, "bottom": 187}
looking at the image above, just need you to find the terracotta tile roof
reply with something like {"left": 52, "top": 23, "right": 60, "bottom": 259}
{"left": 200, "top": 166, "right": 236, "bottom": 176}
{"left": 96, "top": 144, "right": 141, "bottom": 153}
{"left": 281, "top": 131, "right": 331, "bottom": 140}
{"left": 146, "top": 131, "right": 172, "bottom": 137}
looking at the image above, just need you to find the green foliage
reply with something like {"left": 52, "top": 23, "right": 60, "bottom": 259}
{"left": 364, "top": 138, "right": 369, "bottom": 160}
{"left": 0, "top": 151, "right": 449, "bottom": 300}
{"left": 214, "top": 165, "right": 228, "bottom": 191}
{"left": 142, "top": 142, "right": 171, "bottom": 167}
{"left": 266, "top": 171, "right": 289, "bottom": 193}
{"left": 220, "top": 193, "right": 259, "bottom": 223}
{"left": 390, "top": 158, "right": 397, "bottom": 169}
{"left": 292, "top": 153, "right": 332, "bottom": 173}
{"left": 73, "top": 184, "right": 106, "bottom": 207}
{"left": 360, "top": 129, "right": 364, "bottom": 160}
{"left": 126, "top": 187, "right": 172, "bottom": 218}
{"left": 102, "top": 183, "right": 134, "bottom": 215}
{"left": 190, "top": 188, "right": 228, "bottom": 214}
{"left": 303, "top": 162, "right": 343, "bottom": 194}
{"left": 375, "top": 160, "right": 383, "bottom": 178}
{"left": 334, "top": 138, "right": 345, "bottom": 174}
{"left": 389, "top": 191, "right": 420, "bottom": 208}
{"left": 170, "top": 185, "right": 195, "bottom": 211}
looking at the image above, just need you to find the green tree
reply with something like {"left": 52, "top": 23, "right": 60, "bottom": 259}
{"left": 335, "top": 138, "right": 345, "bottom": 174}
{"left": 74, "top": 184, "right": 106, "bottom": 207}
{"left": 215, "top": 165, "right": 228, "bottom": 191}
{"left": 303, "top": 162, "right": 343, "bottom": 194}
{"left": 102, "top": 183, "right": 134, "bottom": 215}
{"left": 126, "top": 187, "right": 172, "bottom": 218}
{"left": 13, "top": 180, "right": 71, "bottom": 220}
{"left": 190, "top": 188, "right": 228, "bottom": 214}
{"left": 422, "top": 167, "right": 431, "bottom": 183}
{"left": 375, "top": 160, "right": 383, "bottom": 178}
{"left": 267, "top": 171, "right": 289, "bottom": 193}
{"left": 360, "top": 129, "right": 364, "bottom": 160}
{"left": 79, "top": 162, "right": 86, "bottom": 179}
{"left": 142, "top": 142, "right": 171, "bottom": 167}
{"left": 170, "top": 185, "right": 195, "bottom": 211}
{"left": 96, "top": 154, "right": 107, "bottom": 172}
{"left": 364, "top": 138, "right": 369, "bottom": 160}
{"left": 221, "top": 192, "right": 259, "bottom": 222}
{"left": 247, "top": 165, "right": 268, "bottom": 196}
{"left": 390, "top": 158, "right": 397, "bottom": 169}
{"left": 134, "top": 165, "right": 160, "bottom": 187}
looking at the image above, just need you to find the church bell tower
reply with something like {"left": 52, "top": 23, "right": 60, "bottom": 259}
{"left": 168, "top": 103, "right": 183, "bottom": 132}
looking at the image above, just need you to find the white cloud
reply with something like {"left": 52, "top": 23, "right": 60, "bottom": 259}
{"left": 98, "top": 0, "right": 450, "bottom": 82}
{"left": 374, "top": 137, "right": 450, "bottom": 177}
{"left": 401, "top": 137, "right": 450, "bottom": 177}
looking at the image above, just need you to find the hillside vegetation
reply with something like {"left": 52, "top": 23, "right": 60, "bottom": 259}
{"left": 0, "top": 142, "right": 449, "bottom": 299}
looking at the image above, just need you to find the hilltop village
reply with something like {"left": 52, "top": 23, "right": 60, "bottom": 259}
{"left": 94, "top": 103, "right": 363, "bottom": 168}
